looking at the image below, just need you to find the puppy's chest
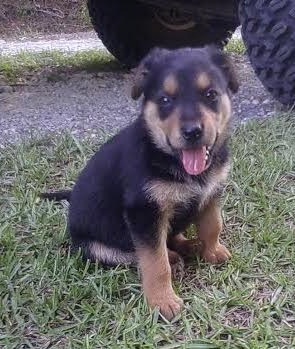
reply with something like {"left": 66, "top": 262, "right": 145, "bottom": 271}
{"left": 144, "top": 164, "right": 229, "bottom": 212}
{"left": 144, "top": 177, "right": 220, "bottom": 215}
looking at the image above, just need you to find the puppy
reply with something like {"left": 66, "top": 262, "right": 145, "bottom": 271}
{"left": 42, "top": 46, "right": 238, "bottom": 320}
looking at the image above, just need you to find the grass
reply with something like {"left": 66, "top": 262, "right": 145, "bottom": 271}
{"left": 225, "top": 39, "right": 246, "bottom": 55}
{"left": 0, "top": 36, "right": 247, "bottom": 85}
{"left": 0, "top": 116, "right": 294, "bottom": 348}
{"left": 0, "top": 50, "right": 122, "bottom": 84}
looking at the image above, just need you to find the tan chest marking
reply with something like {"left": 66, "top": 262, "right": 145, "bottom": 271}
{"left": 144, "top": 163, "right": 230, "bottom": 210}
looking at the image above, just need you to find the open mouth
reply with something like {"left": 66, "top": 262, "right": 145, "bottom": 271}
{"left": 181, "top": 145, "right": 212, "bottom": 176}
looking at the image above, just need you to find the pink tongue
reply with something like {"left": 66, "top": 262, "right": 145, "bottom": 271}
{"left": 182, "top": 147, "right": 206, "bottom": 176}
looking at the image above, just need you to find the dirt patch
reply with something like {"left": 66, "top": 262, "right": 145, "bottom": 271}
{"left": 0, "top": 0, "right": 91, "bottom": 39}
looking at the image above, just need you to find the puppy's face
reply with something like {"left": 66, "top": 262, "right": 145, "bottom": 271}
{"left": 132, "top": 47, "right": 238, "bottom": 176}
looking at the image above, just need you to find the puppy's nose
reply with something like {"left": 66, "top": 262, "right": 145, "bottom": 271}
{"left": 181, "top": 124, "right": 203, "bottom": 142}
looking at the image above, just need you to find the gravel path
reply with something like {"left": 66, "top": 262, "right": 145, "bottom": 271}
{"left": 0, "top": 31, "right": 104, "bottom": 56}
{"left": 0, "top": 30, "right": 282, "bottom": 148}
{"left": 0, "top": 29, "right": 241, "bottom": 56}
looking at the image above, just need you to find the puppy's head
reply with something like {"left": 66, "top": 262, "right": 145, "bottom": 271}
{"left": 132, "top": 46, "right": 238, "bottom": 176}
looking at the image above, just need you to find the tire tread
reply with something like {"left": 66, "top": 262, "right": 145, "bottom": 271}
{"left": 239, "top": 0, "right": 295, "bottom": 105}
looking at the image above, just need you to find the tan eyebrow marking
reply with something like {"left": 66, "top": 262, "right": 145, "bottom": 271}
{"left": 163, "top": 74, "right": 179, "bottom": 95}
{"left": 195, "top": 73, "right": 211, "bottom": 90}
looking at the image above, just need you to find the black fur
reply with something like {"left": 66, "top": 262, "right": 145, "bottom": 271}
{"left": 42, "top": 46, "right": 238, "bottom": 263}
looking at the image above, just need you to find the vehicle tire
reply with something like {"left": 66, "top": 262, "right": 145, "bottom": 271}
{"left": 87, "top": 0, "right": 238, "bottom": 68}
{"left": 239, "top": 0, "right": 295, "bottom": 106}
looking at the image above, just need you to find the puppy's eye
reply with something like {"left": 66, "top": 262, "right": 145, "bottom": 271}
{"left": 158, "top": 95, "right": 173, "bottom": 106}
{"left": 205, "top": 89, "right": 219, "bottom": 102}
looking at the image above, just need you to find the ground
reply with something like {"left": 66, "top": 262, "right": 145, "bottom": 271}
{"left": 0, "top": 1, "right": 284, "bottom": 147}
{"left": 0, "top": 4, "right": 294, "bottom": 349}
{"left": 0, "top": 50, "right": 282, "bottom": 148}
{"left": 0, "top": 0, "right": 90, "bottom": 38}
{"left": 1, "top": 117, "right": 294, "bottom": 348}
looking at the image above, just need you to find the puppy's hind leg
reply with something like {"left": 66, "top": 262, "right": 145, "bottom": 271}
{"left": 168, "top": 233, "right": 199, "bottom": 260}
{"left": 76, "top": 240, "right": 136, "bottom": 266}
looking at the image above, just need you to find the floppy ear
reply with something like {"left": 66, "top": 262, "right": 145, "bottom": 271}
{"left": 206, "top": 45, "right": 239, "bottom": 94}
{"left": 131, "top": 47, "right": 170, "bottom": 100}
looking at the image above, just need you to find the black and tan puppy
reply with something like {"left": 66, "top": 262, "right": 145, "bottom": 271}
{"left": 42, "top": 46, "right": 238, "bottom": 320}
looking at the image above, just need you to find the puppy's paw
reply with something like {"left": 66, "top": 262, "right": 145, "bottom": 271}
{"left": 175, "top": 238, "right": 199, "bottom": 258}
{"left": 148, "top": 291, "right": 184, "bottom": 321}
{"left": 201, "top": 243, "right": 231, "bottom": 264}
{"left": 168, "top": 249, "right": 182, "bottom": 265}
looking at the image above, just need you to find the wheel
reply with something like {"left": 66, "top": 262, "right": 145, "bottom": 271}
{"left": 239, "top": 0, "right": 295, "bottom": 106}
{"left": 87, "top": 0, "right": 238, "bottom": 68}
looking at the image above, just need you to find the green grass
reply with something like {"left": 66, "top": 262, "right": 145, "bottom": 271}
{"left": 225, "top": 39, "right": 246, "bottom": 55}
{"left": 0, "top": 50, "right": 121, "bottom": 84}
{"left": 0, "top": 116, "right": 294, "bottom": 348}
{"left": 0, "top": 36, "right": 246, "bottom": 85}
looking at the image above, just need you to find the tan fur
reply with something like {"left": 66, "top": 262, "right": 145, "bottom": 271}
{"left": 199, "top": 104, "right": 218, "bottom": 146}
{"left": 144, "top": 161, "right": 230, "bottom": 210}
{"left": 163, "top": 74, "right": 179, "bottom": 96}
{"left": 200, "top": 95, "right": 232, "bottom": 134}
{"left": 195, "top": 72, "right": 211, "bottom": 90}
{"left": 215, "top": 93, "right": 232, "bottom": 148}
{"left": 145, "top": 162, "right": 230, "bottom": 267}
{"left": 161, "top": 109, "right": 182, "bottom": 148}
{"left": 196, "top": 198, "right": 231, "bottom": 264}
{"left": 168, "top": 233, "right": 199, "bottom": 258}
{"left": 143, "top": 101, "right": 182, "bottom": 154}
{"left": 143, "top": 101, "right": 171, "bottom": 154}
{"left": 219, "top": 93, "right": 232, "bottom": 133}
{"left": 89, "top": 242, "right": 136, "bottom": 265}
{"left": 136, "top": 209, "right": 183, "bottom": 320}
{"left": 199, "top": 93, "right": 232, "bottom": 147}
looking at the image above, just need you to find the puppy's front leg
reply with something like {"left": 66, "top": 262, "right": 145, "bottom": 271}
{"left": 136, "top": 239, "right": 183, "bottom": 320}
{"left": 126, "top": 205, "right": 183, "bottom": 320}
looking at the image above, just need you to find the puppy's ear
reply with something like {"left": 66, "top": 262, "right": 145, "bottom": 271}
{"left": 206, "top": 45, "right": 239, "bottom": 94}
{"left": 131, "top": 47, "right": 170, "bottom": 100}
